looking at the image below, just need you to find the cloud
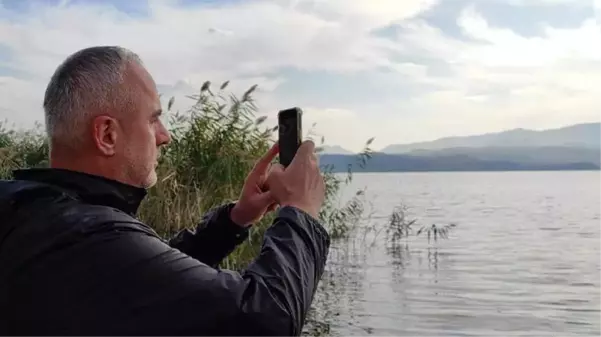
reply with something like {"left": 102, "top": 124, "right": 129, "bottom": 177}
{"left": 0, "top": 0, "right": 434, "bottom": 128}
{"left": 500, "top": 0, "right": 592, "bottom": 5}
{"left": 456, "top": 5, "right": 600, "bottom": 66}
{"left": 295, "top": 0, "right": 437, "bottom": 28}
{"left": 0, "top": 0, "right": 599, "bottom": 152}
{"left": 372, "top": 3, "right": 600, "bottom": 145}
{"left": 298, "top": 107, "right": 375, "bottom": 151}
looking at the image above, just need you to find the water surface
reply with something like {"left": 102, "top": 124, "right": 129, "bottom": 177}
{"left": 304, "top": 171, "right": 600, "bottom": 336}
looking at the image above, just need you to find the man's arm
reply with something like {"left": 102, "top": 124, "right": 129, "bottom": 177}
{"left": 167, "top": 202, "right": 249, "bottom": 268}
{"left": 67, "top": 206, "right": 330, "bottom": 336}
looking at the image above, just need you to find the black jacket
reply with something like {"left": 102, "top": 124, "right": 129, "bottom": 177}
{"left": 0, "top": 168, "right": 330, "bottom": 336}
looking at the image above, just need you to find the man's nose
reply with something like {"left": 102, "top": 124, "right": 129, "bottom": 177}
{"left": 159, "top": 131, "right": 172, "bottom": 146}
{"left": 157, "top": 125, "right": 172, "bottom": 146}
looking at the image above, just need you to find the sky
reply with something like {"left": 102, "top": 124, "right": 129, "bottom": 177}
{"left": 0, "top": 0, "right": 599, "bottom": 152}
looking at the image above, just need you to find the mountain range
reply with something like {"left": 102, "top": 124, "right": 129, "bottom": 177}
{"left": 317, "top": 122, "right": 601, "bottom": 172}
{"left": 317, "top": 145, "right": 354, "bottom": 155}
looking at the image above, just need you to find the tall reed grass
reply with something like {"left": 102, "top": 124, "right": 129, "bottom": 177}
{"left": 0, "top": 81, "right": 374, "bottom": 270}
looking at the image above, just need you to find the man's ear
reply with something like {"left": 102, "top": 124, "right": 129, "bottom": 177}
{"left": 92, "top": 115, "right": 118, "bottom": 156}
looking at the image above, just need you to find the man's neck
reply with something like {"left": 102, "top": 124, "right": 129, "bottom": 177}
{"left": 50, "top": 152, "right": 121, "bottom": 185}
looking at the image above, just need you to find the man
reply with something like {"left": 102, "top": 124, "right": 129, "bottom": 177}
{"left": 0, "top": 46, "right": 330, "bottom": 336}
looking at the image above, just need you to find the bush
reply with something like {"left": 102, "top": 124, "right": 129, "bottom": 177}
{"left": 0, "top": 121, "right": 48, "bottom": 179}
{"left": 1, "top": 81, "right": 459, "bottom": 337}
{"left": 0, "top": 81, "right": 373, "bottom": 270}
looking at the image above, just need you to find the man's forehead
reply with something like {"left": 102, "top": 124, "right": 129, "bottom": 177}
{"left": 126, "top": 61, "right": 159, "bottom": 97}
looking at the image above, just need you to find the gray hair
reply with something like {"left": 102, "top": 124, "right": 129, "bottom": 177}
{"left": 43, "top": 46, "right": 142, "bottom": 149}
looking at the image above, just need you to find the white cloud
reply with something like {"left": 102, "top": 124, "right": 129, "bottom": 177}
{"left": 300, "top": 107, "right": 372, "bottom": 151}
{"left": 295, "top": 0, "right": 437, "bottom": 28}
{"left": 0, "top": 0, "right": 599, "bottom": 152}
{"left": 501, "top": 0, "right": 592, "bottom": 5}
{"left": 456, "top": 6, "right": 601, "bottom": 67}
{"left": 0, "top": 0, "right": 433, "bottom": 132}
{"left": 474, "top": 0, "right": 592, "bottom": 6}
{"left": 371, "top": 4, "right": 601, "bottom": 148}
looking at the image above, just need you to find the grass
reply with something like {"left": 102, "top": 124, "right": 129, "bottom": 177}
{"left": 0, "top": 81, "right": 379, "bottom": 270}
{"left": 1, "top": 81, "right": 458, "bottom": 336}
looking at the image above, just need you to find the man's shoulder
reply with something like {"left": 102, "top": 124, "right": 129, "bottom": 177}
{"left": 0, "top": 178, "right": 77, "bottom": 208}
{"left": 0, "top": 178, "right": 159, "bottom": 240}
{"left": 0, "top": 179, "right": 163, "bottom": 276}
{"left": 0, "top": 178, "right": 73, "bottom": 222}
{"left": 1, "top": 177, "right": 95, "bottom": 214}
{"left": 0, "top": 178, "right": 58, "bottom": 199}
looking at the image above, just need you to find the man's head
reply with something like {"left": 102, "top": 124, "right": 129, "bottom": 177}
{"left": 44, "top": 46, "right": 171, "bottom": 188}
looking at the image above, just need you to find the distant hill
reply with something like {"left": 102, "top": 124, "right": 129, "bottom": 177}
{"left": 406, "top": 146, "right": 601, "bottom": 167}
{"left": 316, "top": 145, "right": 354, "bottom": 155}
{"left": 316, "top": 123, "right": 600, "bottom": 172}
{"left": 318, "top": 152, "right": 599, "bottom": 173}
{"left": 381, "top": 123, "right": 600, "bottom": 153}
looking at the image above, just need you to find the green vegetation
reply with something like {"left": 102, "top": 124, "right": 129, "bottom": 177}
{"left": 140, "top": 81, "right": 377, "bottom": 269}
{"left": 1, "top": 81, "right": 458, "bottom": 336}
{"left": 0, "top": 81, "right": 376, "bottom": 270}
{"left": 0, "top": 121, "right": 49, "bottom": 178}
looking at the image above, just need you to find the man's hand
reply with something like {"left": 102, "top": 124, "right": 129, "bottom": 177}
{"left": 230, "top": 143, "right": 280, "bottom": 227}
{"left": 265, "top": 140, "right": 325, "bottom": 219}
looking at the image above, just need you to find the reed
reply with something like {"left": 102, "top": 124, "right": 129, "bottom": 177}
{"left": 0, "top": 81, "right": 374, "bottom": 270}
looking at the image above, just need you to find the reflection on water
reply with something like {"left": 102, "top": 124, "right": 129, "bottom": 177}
{"left": 303, "top": 233, "right": 451, "bottom": 336}
{"left": 303, "top": 238, "right": 371, "bottom": 336}
{"left": 303, "top": 171, "right": 600, "bottom": 336}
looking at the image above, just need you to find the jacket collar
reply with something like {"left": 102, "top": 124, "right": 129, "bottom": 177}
{"left": 12, "top": 168, "right": 147, "bottom": 216}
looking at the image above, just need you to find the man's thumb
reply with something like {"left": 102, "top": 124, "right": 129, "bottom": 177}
{"left": 269, "top": 163, "right": 285, "bottom": 174}
{"left": 257, "top": 190, "right": 276, "bottom": 206}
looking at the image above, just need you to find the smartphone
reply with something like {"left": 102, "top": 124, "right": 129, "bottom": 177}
{"left": 278, "top": 107, "right": 302, "bottom": 167}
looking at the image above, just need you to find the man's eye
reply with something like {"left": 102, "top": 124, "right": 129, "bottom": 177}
{"left": 159, "top": 114, "right": 169, "bottom": 125}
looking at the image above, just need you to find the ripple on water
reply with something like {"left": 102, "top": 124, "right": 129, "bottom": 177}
{"left": 305, "top": 171, "right": 601, "bottom": 337}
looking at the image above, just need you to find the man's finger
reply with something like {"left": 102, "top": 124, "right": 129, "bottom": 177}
{"left": 298, "top": 140, "right": 315, "bottom": 156}
{"left": 256, "top": 190, "right": 276, "bottom": 208}
{"left": 289, "top": 140, "right": 315, "bottom": 166}
{"left": 267, "top": 202, "right": 279, "bottom": 213}
{"left": 264, "top": 163, "right": 284, "bottom": 189}
{"left": 268, "top": 163, "right": 285, "bottom": 175}
{"left": 312, "top": 151, "right": 319, "bottom": 166}
{"left": 251, "top": 143, "right": 279, "bottom": 176}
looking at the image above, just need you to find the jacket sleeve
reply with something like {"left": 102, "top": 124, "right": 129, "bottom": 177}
{"left": 71, "top": 206, "right": 331, "bottom": 336}
{"left": 167, "top": 202, "right": 249, "bottom": 268}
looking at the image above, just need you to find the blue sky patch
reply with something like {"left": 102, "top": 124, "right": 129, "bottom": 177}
{"left": 0, "top": 0, "right": 151, "bottom": 17}
{"left": 472, "top": 1, "right": 594, "bottom": 37}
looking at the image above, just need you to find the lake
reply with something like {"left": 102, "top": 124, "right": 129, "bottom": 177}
{"left": 303, "top": 171, "right": 600, "bottom": 336}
